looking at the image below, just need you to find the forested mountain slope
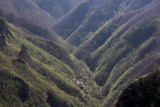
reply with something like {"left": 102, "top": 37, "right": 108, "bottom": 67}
{"left": 0, "top": 18, "right": 99, "bottom": 107}
{"left": 0, "top": 0, "right": 160, "bottom": 107}
{"left": 53, "top": 0, "right": 154, "bottom": 46}
{"left": 0, "top": 0, "right": 82, "bottom": 26}
{"left": 32, "top": 0, "right": 84, "bottom": 19}
{"left": 53, "top": 0, "right": 160, "bottom": 106}
{"left": 76, "top": 0, "right": 160, "bottom": 85}
{"left": 0, "top": 0, "right": 76, "bottom": 48}
{"left": 0, "top": 0, "right": 55, "bottom": 26}
{"left": 74, "top": 0, "right": 160, "bottom": 106}
{"left": 117, "top": 68, "right": 160, "bottom": 107}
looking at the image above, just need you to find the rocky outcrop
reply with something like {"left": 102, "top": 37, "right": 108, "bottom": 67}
{"left": 0, "top": 18, "right": 9, "bottom": 49}
{"left": 117, "top": 69, "right": 160, "bottom": 107}
{"left": 0, "top": 18, "right": 10, "bottom": 35}
{"left": 0, "top": 33, "right": 6, "bottom": 50}
{"left": 18, "top": 44, "right": 30, "bottom": 63}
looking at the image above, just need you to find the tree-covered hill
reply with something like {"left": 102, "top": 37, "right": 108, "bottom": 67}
{"left": 0, "top": 0, "right": 160, "bottom": 107}
{"left": 0, "top": 18, "right": 99, "bottom": 107}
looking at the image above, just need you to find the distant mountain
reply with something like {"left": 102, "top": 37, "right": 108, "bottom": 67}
{"left": 0, "top": 0, "right": 87, "bottom": 50}
{"left": 53, "top": 0, "right": 160, "bottom": 106}
{"left": 33, "top": 0, "right": 84, "bottom": 19}
{"left": 0, "top": 0, "right": 160, "bottom": 107}
{"left": 53, "top": 0, "right": 154, "bottom": 46}
{"left": 0, "top": 0, "right": 72, "bottom": 47}
{"left": 52, "top": 0, "right": 91, "bottom": 40}
{"left": 0, "top": 0, "right": 83, "bottom": 26}
{"left": 74, "top": 0, "right": 160, "bottom": 106}
{"left": 76, "top": 0, "right": 160, "bottom": 85}
{"left": 0, "top": 0, "right": 55, "bottom": 26}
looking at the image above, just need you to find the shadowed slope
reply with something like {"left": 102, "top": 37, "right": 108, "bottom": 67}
{"left": 117, "top": 69, "right": 160, "bottom": 107}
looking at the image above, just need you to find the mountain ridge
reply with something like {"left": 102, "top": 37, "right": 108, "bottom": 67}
{"left": 0, "top": 18, "right": 100, "bottom": 107}
{"left": 0, "top": 0, "right": 160, "bottom": 107}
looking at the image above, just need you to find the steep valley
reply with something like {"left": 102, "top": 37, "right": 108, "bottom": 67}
{"left": 0, "top": 0, "right": 160, "bottom": 107}
{"left": 0, "top": 18, "right": 100, "bottom": 107}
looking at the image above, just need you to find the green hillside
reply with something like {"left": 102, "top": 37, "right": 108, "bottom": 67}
{"left": 53, "top": 0, "right": 154, "bottom": 46}
{"left": 0, "top": 18, "right": 100, "bottom": 107}
{"left": 117, "top": 68, "right": 160, "bottom": 107}
{"left": 0, "top": 0, "right": 160, "bottom": 107}
{"left": 74, "top": 1, "right": 160, "bottom": 106}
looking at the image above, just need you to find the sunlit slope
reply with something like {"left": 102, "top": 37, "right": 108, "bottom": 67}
{"left": 53, "top": 0, "right": 154, "bottom": 46}
{"left": 0, "top": 18, "right": 99, "bottom": 107}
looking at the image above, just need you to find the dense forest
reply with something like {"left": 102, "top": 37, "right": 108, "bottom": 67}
{"left": 0, "top": 0, "right": 160, "bottom": 107}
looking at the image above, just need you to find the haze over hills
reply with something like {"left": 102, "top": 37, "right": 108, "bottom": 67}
{"left": 32, "top": 0, "right": 84, "bottom": 19}
{"left": 0, "top": 0, "right": 55, "bottom": 26}
{"left": 0, "top": 0, "right": 160, "bottom": 107}
{"left": 0, "top": 0, "right": 83, "bottom": 46}
{"left": 53, "top": 0, "right": 154, "bottom": 46}
{"left": 0, "top": 0, "right": 83, "bottom": 26}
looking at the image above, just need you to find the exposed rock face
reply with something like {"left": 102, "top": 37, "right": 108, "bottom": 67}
{"left": 18, "top": 44, "right": 30, "bottom": 62}
{"left": 117, "top": 70, "right": 160, "bottom": 107}
{"left": 0, "top": 34, "right": 6, "bottom": 49}
{"left": 0, "top": 18, "right": 9, "bottom": 49}
{"left": 0, "top": 18, "right": 10, "bottom": 35}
